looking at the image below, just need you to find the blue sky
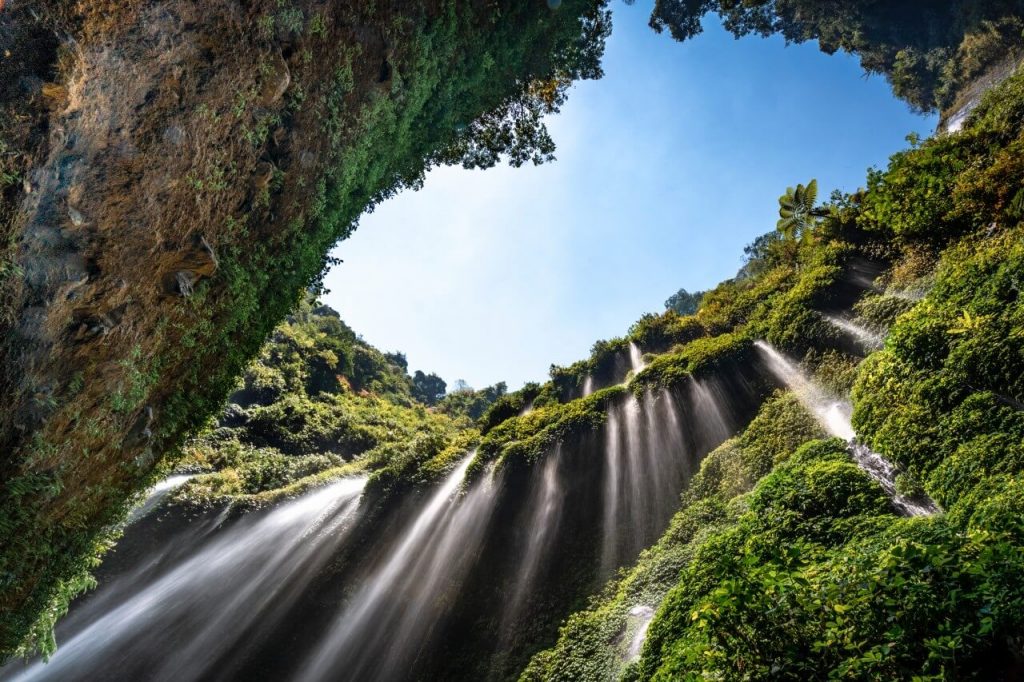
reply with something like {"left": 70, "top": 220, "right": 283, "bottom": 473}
{"left": 322, "top": 0, "right": 936, "bottom": 391}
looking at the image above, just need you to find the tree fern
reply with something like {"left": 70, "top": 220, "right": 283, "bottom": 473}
{"left": 777, "top": 179, "right": 826, "bottom": 243}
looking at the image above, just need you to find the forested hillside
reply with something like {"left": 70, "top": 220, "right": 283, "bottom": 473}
{"left": 522, "top": 62, "right": 1024, "bottom": 681}
{"left": 171, "top": 295, "right": 496, "bottom": 509}
{"left": 31, "top": 62, "right": 1023, "bottom": 681}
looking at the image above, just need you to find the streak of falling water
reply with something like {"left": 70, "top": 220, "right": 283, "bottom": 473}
{"left": 623, "top": 397, "right": 647, "bottom": 538}
{"left": 601, "top": 390, "right": 695, "bottom": 575}
{"left": 297, "top": 455, "right": 500, "bottom": 682}
{"left": 2, "top": 477, "right": 368, "bottom": 682}
{"left": 822, "top": 314, "right": 884, "bottom": 351}
{"left": 626, "top": 604, "right": 655, "bottom": 661}
{"left": 849, "top": 443, "right": 939, "bottom": 516}
{"left": 753, "top": 340, "right": 855, "bottom": 440}
{"left": 127, "top": 473, "right": 195, "bottom": 523}
{"left": 754, "top": 340, "right": 938, "bottom": 516}
{"left": 600, "top": 401, "right": 624, "bottom": 575}
{"left": 582, "top": 375, "right": 595, "bottom": 397}
{"left": 520, "top": 397, "right": 536, "bottom": 416}
{"left": 628, "top": 342, "right": 646, "bottom": 374}
{"left": 689, "top": 379, "right": 733, "bottom": 446}
{"left": 642, "top": 393, "right": 682, "bottom": 529}
{"left": 498, "top": 448, "right": 565, "bottom": 643}
{"left": 886, "top": 287, "right": 927, "bottom": 302}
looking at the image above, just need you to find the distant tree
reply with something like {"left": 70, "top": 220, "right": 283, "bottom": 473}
{"left": 480, "top": 382, "right": 508, "bottom": 404}
{"left": 384, "top": 351, "right": 408, "bottom": 372}
{"left": 737, "top": 231, "right": 785, "bottom": 279}
{"left": 665, "top": 288, "right": 704, "bottom": 316}
{"left": 412, "top": 371, "right": 447, "bottom": 405}
{"left": 437, "top": 381, "right": 509, "bottom": 421}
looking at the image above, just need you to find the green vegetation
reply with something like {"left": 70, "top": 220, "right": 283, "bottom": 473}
{"left": 0, "top": 0, "right": 612, "bottom": 657}
{"left": 641, "top": 0, "right": 1024, "bottom": 112}
{"left": 523, "top": 63, "right": 1024, "bottom": 682}
{"left": 5, "top": 1, "right": 1024, "bottom": 675}
{"left": 521, "top": 392, "right": 825, "bottom": 682}
{"left": 664, "top": 288, "right": 704, "bottom": 316}
{"left": 160, "top": 296, "right": 484, "bottom": 509}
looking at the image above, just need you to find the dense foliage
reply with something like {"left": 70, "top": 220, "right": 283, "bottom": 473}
{"left": 522, "top": 61, "right": 1024, "bottom": 682}
{"left": 8, "top": 2, "right": 1024, "bottom": 675}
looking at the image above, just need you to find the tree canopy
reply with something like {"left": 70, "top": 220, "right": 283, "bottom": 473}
{"left": 412, "top": 371, "right": 448, "bottom": 406}
{"left": 665, "top": 288, "right": 705, "bottom": 316}
{"left": 637, "top": 0, "right": 1024, "bottom": 111}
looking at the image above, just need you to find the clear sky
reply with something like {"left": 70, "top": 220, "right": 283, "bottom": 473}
{"left": 322, "top": 0, "right": 937, "bottom": 391}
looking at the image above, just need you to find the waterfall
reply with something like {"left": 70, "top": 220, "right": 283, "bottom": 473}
{"left": 582, "top": 375, "right": 595, "bottom": 397}
{"left": 601, "top": 397, "right": 625, "bottom": 574}
{"left": 628, "top": 342, "right": 646, "bottom": 374}
{"left": 1, "top": 477, "right": 368, "bottom": 682}
{"left": 600, "top": 390, "right": 692, "bottom": 575}
{"left": 822, "top": 314, "right": 883, "bottom": 351}
{"left": 886, "top": 287, "right": 926, "bottom": 302}
{"left": 498, "top": 448, "right": 565, "bottom": 643}
{"left": 754, "top": 341, "right": 855, "bottom": 440}
{"left": 520, "top": 397, "right": 536, "bottom": 415}
{"left": 754, "top": 341, "right": 938, "bottom": 517}
{"left": 626, "top": 604, "right": 655, "bottom": 661}
{"left": 127, "top": 473, "right": 195, "bottom": 523}
{"left": 3, "top": 359, "right": 755, "bottom": 680}
{"left": 688, "top": 379, "right": 733, "bottom": 446}
{"left": 297, "top": 455, "right": 500, "bottom": 682}
{"left": 848, "top": 443, "right": 939, "bottom": 517}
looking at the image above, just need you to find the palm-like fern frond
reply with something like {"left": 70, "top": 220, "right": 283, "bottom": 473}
{"left": 776, "top": 179, "right": 824, "bottom": 242}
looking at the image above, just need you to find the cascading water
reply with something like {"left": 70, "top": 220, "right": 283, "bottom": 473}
{"left": 688, "top": 378, "right": 734, "bottom": 446}
{"left": 626, "top": 604, "right": 656, "bottom": 661}
{"left": 297, "top": 455, "right": 500, "bottom": 682}
{"left": 886, "top": 287, "right": 927, "bottom": 302}
{"left": 1, "top": 477, "right": 368, "bottom": 682}
{"left": 628, "top": 342, "right": 646, "bottom": 374}
{"left": 601, "top": 390, "right": 693, "bottom": 575}
{"left": 848, "top": 443, "right": 938, "bottom": 517}
{"left": 498, "top": 448, "right": 565, "bottom": 643}
{"left": 5, "top": 354, "right": 760, "bottom": 681}
{"left": 126, "top": 473, "right": 195, "bottom": 523}
{"left": 582, "top": 375, "right": 595, "bottom": 397}
{"left": 822, "top": 314, "right": 884, "bottom": 351}
{"left": 754, "top": 341, "right": 938, "bottom": 516}
{"left": 520, "top": 397, "right": 537, "bottom": 415}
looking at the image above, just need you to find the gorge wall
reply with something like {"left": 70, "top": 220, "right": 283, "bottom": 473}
{"left": 0, "top": 0, "right": 608, "bottom": 656}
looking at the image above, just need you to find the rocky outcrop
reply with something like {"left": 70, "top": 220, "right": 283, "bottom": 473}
{"left": 0, "top": 0, "right": 608, "bottom": 656}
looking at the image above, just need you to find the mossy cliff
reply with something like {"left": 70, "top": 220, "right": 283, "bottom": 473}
{"left": 0, "top": 0, "right": 608, "bottom": 657}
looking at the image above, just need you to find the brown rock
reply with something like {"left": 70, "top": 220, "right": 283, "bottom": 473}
{"left": 259, "top": 52, "right": 290, "bottom": 105}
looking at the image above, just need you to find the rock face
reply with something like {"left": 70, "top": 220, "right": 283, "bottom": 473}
{"left": 0, "top": 0, "right": 608, "bottom": 656}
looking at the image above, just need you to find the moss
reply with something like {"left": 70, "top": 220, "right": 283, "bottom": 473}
{"left": 0, "top": 0, "right": 614, "bottom": 656}
{"left": 631, "top": 332, "right": 752, "bottom": 394}
{"left": 477, "top": 385, "right": 627, "bottom": 472}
